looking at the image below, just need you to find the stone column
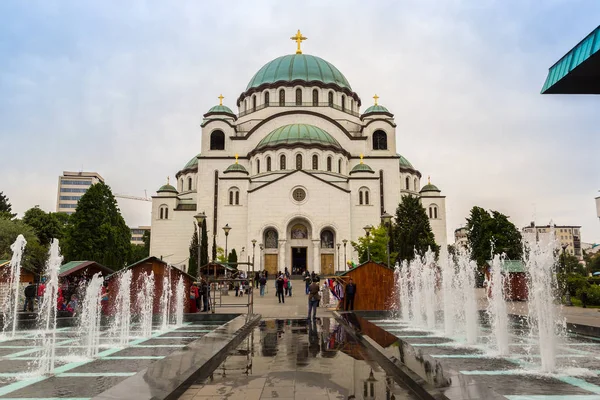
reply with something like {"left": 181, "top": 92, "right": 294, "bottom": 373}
{"left": 278, "top": 239, "right": 286, "bottom": 274}
{"left": 312, "top": 239, "right": 321, "bottom": 274}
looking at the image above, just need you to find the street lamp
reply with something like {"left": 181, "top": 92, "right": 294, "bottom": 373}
{"left": 381, "top": 212, "right": 393, "bottom": 268}
{"left": 343, "top": 239, "right": 348, "bottom": 270}
{"left": 222, "top": 224, "right": 231, "bottom": 263}
{"left": 194, "top": 212, "right": 206, "bottom": 280}
{"left": 336, "top": 243, "right": 341, "bottom": 273}
{"left": 363, "top": 225, "right": 373, "bottom": 261}
{"left": 562, "top": 243, "right": 572, "bottom": 306}
{"left": 259, "top": 243, "right": 264, "bottom": 273}
{"left": 251, "top": 239, "right": 257, "bottom": 285}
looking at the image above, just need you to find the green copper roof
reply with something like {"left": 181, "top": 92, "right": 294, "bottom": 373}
{"left": 158, "top": 184, "right": 177, "bottom": 193}
{"left": 246, "top": 54, "right": 352, "bottom": 91}
{"left": 349, "top": 163, "right": 374, "bottom": 174}
{"left": 184, "top": 154, "right": 200, "bottom": 169}
{"left": 363, "top": 104, "right": 389, "bottom": 114}
{"left": 485, "top": 260, "right": 524, "bottom": 273}
{"left": 542, "top": 25, "right": 600, "bottom": 94}
{"left": 420, "top": 183, "right": 440, "bottom": 192}
{"left": 398, "top": 154, "right": 413, "bottom": 169}
{"left": 207, "top": 105, "right": 234, "bottom": 114}
{"left": 224, "top": 163, "right": 248, "bottom": 174}
{"left": 256, "top": 124, "right": 342, "bottom": 151}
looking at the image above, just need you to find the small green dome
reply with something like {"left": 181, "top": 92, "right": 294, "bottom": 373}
{"left": 224, "top": 163, "right": 248, "bottom": 174}
{"left": 256, "top": 124, "right": 342, "bottom": 151}
{"left": 349, "top": 163, "right": 374, "bottom": 174}
{"left": 363, "top": 104, "right": 389, "bottom": 114}
{"left": 246, "top": 54, "right": 352, "bottom": 91}
{"left": 158, "top": 184, "right": 177, "bottom": 193}
{"left": 398, "top": 154, "right": 413, "bottom": 169}
{"left": 184, "top": 154, "right": 200, "bottom": 169}
{"left": 207, "top": 105, "right": 234, "bottom": 114}
{"left": 420, "top": 183, "right": 441, "bottom": 192}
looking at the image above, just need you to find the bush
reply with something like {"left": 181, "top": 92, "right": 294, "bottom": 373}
{"left": 561, "top": 274, "right": 589, "bottom": 296}
{"left": 577, "top": 285, "right": 600, "bottom": 306}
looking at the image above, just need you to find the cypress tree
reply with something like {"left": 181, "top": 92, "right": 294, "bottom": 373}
{"left": 200, "top": 219, "right": 209, "bottom": 266}
{"left": 393, "top": 194, "right": 439, "bottom": 262}
{"left": 188, "top": 224, "right": 199, "bottom": 278}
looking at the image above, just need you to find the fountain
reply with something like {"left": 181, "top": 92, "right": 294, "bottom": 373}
{"left": 160, "top": 269, "right": 172, "bottom": 330}
{"left": 112, "top": 269, "right": 132, "bottom": 345}
{"left": 36, "top": 239, "right": 63, "bottom": 374}
{"left": 138, "top": 271, "right": 155, "bottom": 338}
{"left": 174, "top": 276, "right": 184, "bottom": 327}
{"left": 440, "top": 249, "right": 457, "bottom": 336}
{"left": 408, "top": 256, "right": 424, "bottom": 327}
{"left": 487, "top": 254, "right": 509, "bottom": 355}
{"left": 3, "top": 235, "right": 27, "bottom": 337}
{"left": 399, "top": 261, "right": 410, "bottom": 321}
{"left": 457, "top": 248, "right": 479, "bottom": 344}
{"left": 79, "top": 273, "right": 104, "bottom": 357}
{"left": 423, "top": 248, "right": 437, "bottom": 330}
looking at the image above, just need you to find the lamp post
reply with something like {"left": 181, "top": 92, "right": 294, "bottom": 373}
{"left": 336, "top": 243, "right": 341, "bottom": 273}
{"left": 562, "top": 243, "right": 572, "bottom": 306}
{"left": 251, "top": 239, "right": 256, "bottom": 285}
{"left": 194, "top": 212, "right": 206, "bottom": 281}
{"left": 343, "top": 239, "right": 348, "bottom": 270}
{"left": 259, "top": 243, "right": 264, "bottom": 272}
{"left": 363, "top": 225, "right": 373, "bottom": 261}
{"left": 222, "top": 224, "right": 231, "bottom": 263}
{"left": 381, "top": 211, "right": 393, "bottom": 268}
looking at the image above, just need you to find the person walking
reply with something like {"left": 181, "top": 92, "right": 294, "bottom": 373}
{"left": 254, "top": 272, "right": 260, "bottom": 290}
{"left": 23, "top": 282, "right": 36, "bottom": 312}
{"left": 283, "top": 276, "right": 289, "bottom": 296}
{"left": 259, "top": 274, "right": 266, "bottom": 296}
{"left": 307, "top": 278, "right": 320, "bottom": 321}
{"left": 304, "top": 270, "right": 311, "bottom": 295}
{"left": 276, "top": 275, "right": 285, "bottom": 304}
{"left": 345, "top": 278, "right": 356, "bottom": 311}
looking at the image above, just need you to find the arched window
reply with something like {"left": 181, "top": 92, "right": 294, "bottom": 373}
{"left": 210, "top": 130, "right": 225, "bottom": 150}
{"left": 414, "top": 178, "right": 418, "bottom": 191}
{"left": 428, "top": 205, "right": 438, "bottom": 219}
{"left": 338, "top": 159, "right": 342, "bottom": 173}
{"left": 312, "top": 89, "right": 319, "bottom": 106}
{"left": 179, "top": 178, "right": 183, "bottom": 191}
{"left": 266, "top": 156, "right": 272, "bottom": 171}
{"left": 359, "top": 191, "right": 363, "bottom": 205}
{"left": 312, "top": 155, "right": 318, "bottom": 170}
{"left": 264, "top": 229, "right": 279, "bottom": 248}
{"left": 405, "top": 176, "right": 410, "bottom": 190}
{"left": 295, "top": 88, "right": 302, "bottom": 105}
{"left": 244, "top": 99, "right": 247, "bottom": 112}
{"left": 373, "top": 130, "right": 388, "bottom": 150}
{"left": 256, "top": 159, "right": 260, "bottom": 174}
{"left": 280, "top": 154, "right": 286, "bottom": 170}
{"left": 359, "top": 187, "right": 370, "bottom": 205}
{"left": 229, "top": 187, "right": 240, "bottom": 205}
{"left": 350, "top": 99, "right": 353, "bottom": 112}
{"left": 159, "top": 205, "right": 169, "bottom": 220}
{"left": 320, "top": 229, "right": 334, "bottom": 248}
{"left": 252, "top": 95, "right": 256, "bottom": 112}
{"left": 296, "top": 154, "right": 302, "bottom": 170}
{"left": 328, "top": 91, "right": 334, "bottom": 107}
{"left": 264, "top": 91, "right": 270, "bottom": 106}
{"left": 187, "top": 177, "right": 192, "bottom": 191}
{"left": 341, "top": 95, "right": 346, "bottom": 112}
{"left": 279, "top": 89, "right": 285, "bottom": 106}
{"left": 327, "top": 156, "right": 332, "bottom": 172}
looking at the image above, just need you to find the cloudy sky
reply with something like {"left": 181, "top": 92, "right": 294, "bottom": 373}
{"left": 1, "top": 1, "right": 599, "bottom": 243}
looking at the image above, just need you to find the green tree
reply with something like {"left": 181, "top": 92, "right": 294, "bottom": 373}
{"left": 22, "top": 206, "right": 69, "bottom": 246}
{"left": 466, "top": 206, "right": 522, "bottom": 267}
{"left": 587, "top": 252, "right": 600, "bottom": 274}
{"left": 188, "top": 225, "right": 199, "bottom": 278}
{"left": 216, "top": 246, "right": 227, "bottom": 263}
{"left": 228, "top": 248, "right": 238, "bottom": 265}
{"left": 200, "top": 220, "right": 208, "bottom": 266}
{"left": 393, "top": 195, "right": 438, "bottom": 262}
{"left": 212, "top": 236, "right": 217, "bottom": 261}
{"left": 62, "top": 182, "right": 131, "bottom": 269}
{"left": 352, "top": 224, "right": 397, "bottom": 264}
{"left": 142, "top": 230, "right": 151, "bottom": 253}
{"left": 0, "top": 218, "right": 47, "bottom": 274}
{"left": 127, "top": 243, "right": 149, "bottom": 265}
{"left": 0, "top": 192, "right": 16, "bottom": 220}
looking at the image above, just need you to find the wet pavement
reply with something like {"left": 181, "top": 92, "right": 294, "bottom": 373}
{"left": 179, "top": 318, "right": 419, "bottom": 400}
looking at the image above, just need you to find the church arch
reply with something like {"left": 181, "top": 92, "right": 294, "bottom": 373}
{"left": 312, "top": 154, "right": 319, "bottom": 170}
{"left": 312, "top": 89, "right": 319, "bottom": 106}
{"left": 341, "top": 95, "right": 346, "bottom": 112}
{"left": 279, "top": 89, "right": 285, "bottom": 106}
{"left": 338, "top": 158, "right": 342, "bottom": 173}
{"left": 244, "top": 99, "right": 247, "bottom": 112}
{"left": 210, "top": 130, "right": 225, "bottom": 150}
{"left": 350, "top": 98, "right": 354, "bottom": 112}
{"left": 428, "top": 204, "right": 438, "bottom": 219}
{"left": 179, "top": 178, "right": 183, "bottom": 192}
{"left": 264, "top": 91, "right": 270, "bottom": 106}
{"left": 252, "top": 95, "right": 256, "bottom": 112}
{"left": 266, "top": 156, "right": 272, "bottom": 172}
{"left": 256, "top": 159, "right": 261, "bottom": 174}
{"left": 264, "top": 228, "right": 279, "bottom": 248}
{"left": 159, "top": 204, "right": 169, "bottom": 220}
{"left": 320, "top": 228, "right": 335, "bottom": 249}
{"left": 328, "top": 91, "right": 334, "bottom": 107}
{"left": 295, "top": 88, "right": 302, "bottom": 105}
{"left": 359, "top": 187, "right": 370, "bottom": 205}
{"left": 295, "top": 153, "right": 303, "bottom": 170}
{"left": 280, "top": 154, "right": 286, "bottom": 170}
{"left": 187, "top": 177, "right": 193, "bottom": 191}
{"left": 414, "top": 177, "right": 418, "bottom": 191}
{"left": 405, "top": 176, "right": 410, "bottom": 190}
{"left": 326, "top": 156, "right": 332, "bottom": 172}
{"left": 373, "top": 130, "right": 388, "bottom": 150}
{"left": 228, "top": 187, "right": 240, "bottom": 205}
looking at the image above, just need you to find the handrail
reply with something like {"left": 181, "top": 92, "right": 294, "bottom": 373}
{"left": 237, "top": 102, "right": 361, "bottom": 118}
{"left": 209, "top": 278, "right": 254, "bottom": 316}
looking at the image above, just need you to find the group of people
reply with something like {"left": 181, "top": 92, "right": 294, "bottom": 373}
{"left": 22, "top": 278, "right": 89, "bottom": 316}
{"left": 189, "top": 277, "right": 210, "bottom": 313}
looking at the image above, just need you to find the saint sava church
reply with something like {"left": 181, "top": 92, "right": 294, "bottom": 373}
{"left": 150, "top": 31, "right": 448, "bottom": 275}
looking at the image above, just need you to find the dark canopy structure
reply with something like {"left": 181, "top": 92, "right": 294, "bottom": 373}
{"left": 542, "top": 25, "right": 600, "bottom": 94}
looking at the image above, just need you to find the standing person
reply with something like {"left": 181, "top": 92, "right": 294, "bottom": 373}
{"left": 307, "top": 278, "right": 320, "bottom": 321}
{"left": 283, "top": 276, "right": 289, "bottom": 296}
{"left": 100, "top": 283, "right": 109, "bottom": 315}
{"left": 200, "top": 278, "right": 209, "bottom": 312}
{"left": 259, "top": 274, "right": 266, "bottom": 297}
{"left": 189, "top": 283, "right": 199, "bottom": 313}
{"left": 234, "top": 280, "right": 240, "bottom": 297}
{"left": 37, "top": 278, "right": 46, "bottom": 309}
{"left": 254, "top": 272, "right": 260, "bottom": 290}
{"left": 276, "top": 275, "right": 285, "bottom": 304}
{"left": 288, "top": 279, "right": 293, "bottom": 297}
{"left": 345, "top": 278, "right": 356, "bottom": 311}
{"left": 23, "top": 282, "right": 36, "bottom": 312}
{"left": 284, "top": 267, "right": 290, "bottom": 278}
{"left": 304, "top": 271, "right": 311, "bottom": 295}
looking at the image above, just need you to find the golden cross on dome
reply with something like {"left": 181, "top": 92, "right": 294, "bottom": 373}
{"left": 428, "top": 176, "right": 431, "bottom": 184}
{"left": 360, "top": 154, "right": 364, "bottom": 164}
{"left": 218, "top": 94, "right": 224, "bottom": 106}
{"left": 290, "top": 29, "right": 307, "bottom": 54}
{"left": 167, "top": 176, "right": 170, "bottom": 185}
{"left": 373, "top": 94, "right": 379, "bottom": 105}
{"left": 235, "top": 154, "right": 239, "bottom": 164}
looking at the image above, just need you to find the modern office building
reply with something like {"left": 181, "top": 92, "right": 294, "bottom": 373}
{"left": 131, "top": 226, "right": 151, "bottom": 246}
{"left": 454, "top": 227, "right": 468, "bottom": 249}
{"left": 56, "top": 171, "right": 104, "bottom": 214}
{"left": 522, "top": 222, "right": 582, "bottom": 259}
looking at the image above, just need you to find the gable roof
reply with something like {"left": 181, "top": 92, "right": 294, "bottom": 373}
{"left": 59, "top": 260, "right": 114, "bottom": 278}
{"left": 106, "top": 256, "right": 196, "bottom": 281}
{"left": 248, "top": 169, "right": 350, "bottom": 194}
{"left": 0, "top": 260, "right": 9, "bottom": 268}
{"left": 337, "top": 260, "right": 392, "bottom": 276}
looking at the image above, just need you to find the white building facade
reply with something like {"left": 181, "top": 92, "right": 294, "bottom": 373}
{"left": 150, "top": 37, "right": 447, "bottom": 274}
{"left": 56, "top": 171, "right": 104, "bottom": 214}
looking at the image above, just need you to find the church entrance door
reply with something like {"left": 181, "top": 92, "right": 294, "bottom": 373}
{"left": 264, "top": 254, "right": 278, "bottom": 276}
{"left": 291, "top": 247, "right": 307, "bottom": 275}
{"left": 321, "top": 254, "right": 334, "bottom": 276}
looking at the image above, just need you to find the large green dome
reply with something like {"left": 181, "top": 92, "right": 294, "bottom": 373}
{"left": 256, "top": 124, "right": 342, "bottom": 151}
{"left": 246, "top": 54, "right": 352, "bottom": 91}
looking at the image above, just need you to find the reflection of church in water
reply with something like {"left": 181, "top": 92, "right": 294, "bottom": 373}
{"left": 150, "top": 31, "right": 448, "bottom": 274}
